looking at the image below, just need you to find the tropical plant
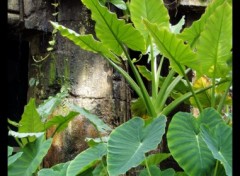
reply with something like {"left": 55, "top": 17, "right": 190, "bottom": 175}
{"left": 7, "top": 87, "right": 80, "bottom": 176}
{"left": 8, "top": 0, "right": 232, "bottom": 175}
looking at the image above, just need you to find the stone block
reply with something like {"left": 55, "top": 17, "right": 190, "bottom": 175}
{"left": 8, "top": 0, "right": 19, "bottom": 12}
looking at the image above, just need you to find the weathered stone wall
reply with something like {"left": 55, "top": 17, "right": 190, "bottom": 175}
{"left": 8, "top": 0, "right": 129, "bottom": 167}
{"left": 8, "top": 0, "right": 208, "bottom": 168}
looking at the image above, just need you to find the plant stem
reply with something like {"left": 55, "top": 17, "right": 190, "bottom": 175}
{"left": 213, "top": 160, "right": 219, "bottom": 176}
{"left": 211, "top": 76, "right": 216, "bottom": 108}
{"left": 107, "top": 57, "right": 142, "bottom": 97}
{"left": 101, "top": 158, "right": 109, "bottom": 176}
{"left": 154, "top": 69, "right": 175, "bottom": 112}
{"left": 144, "top": 155, "right": 152, "bottom": 176}
{"left": 161, "top": 79, "right": 229, "bottom": 116}
{"left": 121, "top": 45, "right": 157, "bottom": 117}
{"left": 177, "top": 64, "right": 203, "bottom": 112}
{"left": 158, "top": 68, "right": 190, "bottom": 112}
{"left": 217, "top": 79, "right": 232, "bottom": 113}
{"left": 157, "top": 55, "right": 165, "bottom": 78}
{"left": 150, "top": 41, "right": 158, "bottom": 99}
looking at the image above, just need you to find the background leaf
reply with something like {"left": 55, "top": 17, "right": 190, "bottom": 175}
{"left": 139, "top": 166, "right": 175, "bottom": 176}
{"left": 8, "top": 135, "right": 52, "bottom": 176}
{"left": 37, "top": 87, "right": 68, "bottom": 121}
{"left": 44, "top": 111, "right": 79, "bottom": 133}
{"left": 139, "top": 165, "right": 161, "bottom": 176}
{"left": 38, "top": 161, "right": 70, "bottom": 176}
{"left": 69, "top": 104, "right": 112, "bottom": 133}
{"left": 8, "top": 146, "right": 13, "bottom": 156}
{"left": 195, "top": 2, "right": 232, "bottom": 78}
{"left": 107, "top": 116, "right": 166, "bottom": 175}
{"left": 143, "top": 20, "right": 197, "bottom": 75}
{"left": 130, "top": 0, "right": 169, "bottom": 44}
{"left": 82, "top": 0, "right": 145, "bottom": 55}
{"left": 201, "top": 123, "right": 232, "bottom": 176}
{"left": 170, "top": 16, "right": 185, "bottom": 34}
{"left": 140, "top": 153, "right": 171, "bottom": 166}
{"left": 51, "top": 22, "right": 120, "bottom": 64}
{"left": 8, "top": 152, "right": 23, "bottom": 167}
{"left": 109, "top": 0, "right": 126, "bottom": 10}
{"left": 179, "top": 0, "right": 227, "bottom": 47}
{"left": 19, "top": 98, "right": 44, "bottom": 133}
{"left": 66, "top": 143, "right": 107, "bottom": 176}
{"left": 92, "top": 162, "right": 108, "bottom": 176}
{"left": 8, "top": 130, "right": 44, "bottom": 139}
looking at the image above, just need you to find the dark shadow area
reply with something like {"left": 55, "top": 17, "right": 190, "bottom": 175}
{"left": 7, "top": 34, "right": 29, "bottom": 146}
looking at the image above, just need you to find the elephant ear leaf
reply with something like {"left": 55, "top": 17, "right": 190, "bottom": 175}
{"left": 130, "top": 0, "right": 169, "bottom": 45}
{"left": 66, "top": 143, "right": 107, "bottom": 176}
{"left": 201, "top": 123, "right": 232, "bottom": 176}
{"left": 8, "top": 135, "right": 52, "bottom": 176}
{"left": 195, "top": 2, "right": 232, "bottom": 78}
{"left": 82, "top": 0, "right": 145, "bottom": 55}
{"left": 50, "top": 22, "right": 121, "bottom": 64}
{"left": 143, "top": 20, "right": 197, "bottom": 75}
{"left": 107, "top": 116, "right": 166, "bottom": 176}
{"left": 179, "top": 0, "right": 227, "bottom": 48}
{"left": 167, "top": 108, "right": 223, "bottom": 176}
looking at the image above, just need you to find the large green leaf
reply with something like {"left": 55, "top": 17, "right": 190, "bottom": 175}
{"left": 8, "top": 135, "right": 52, "bottom": 176}
{"left": 51, "top": 22, "right": 121, "bottom": 64}
{"left": 8, "top": 152, "right": 23, "bottom": 167}
{"left": 140, "top": 166, "right": 175, "bottom": 176}
{"left": 69, "top": 104, "right": 112, "bottom": 133}
{"left": 38, "top": 161, "right": 70, "bottom": 176}
{"left": 37, "top": 87, "right": 68, "bottom": 121}
{"left": 140, "top": 153, "right": 171, "bottom": 166}
{"left": 195, "top": 2, "right": 232, "bottom": 78}
{"left": 66, "top": 143, "right": 107, "bottom": 176}
{"left": 130, "top": 0, "right": 169, "bottom": 43}
{"left": 18, "top": 99, "right": 44, "bottom": 145}
{"left": 19, "top": 98, "right": 44, "bottom": 133}
{"left": 8, "top": 146, "right": 13, "bottom": 156}
{"left": 143, "top": 20, "right": 197, "bottom": 75}
{"left": 139, "top": 165, "right": 161, "bottom": 176}
{"left": 107, "top": 116, "right": 166, "bottom": 176}
{"left": 82, "top": 0, "right": 145, "bottom": 55}
{"left": 167, "top": 108, "right": 225, "bottom": 176}
{"left": 44, "top": 111, "right": 79, "bottom": 133}
{"left": 38, "top": 169, "right": 59, "bottom": 176}
{"left": 201, "top": 123, "right": 232, "bottom": 176}
{"left": 179, "top": 0, "right": 227, "bottom": 47}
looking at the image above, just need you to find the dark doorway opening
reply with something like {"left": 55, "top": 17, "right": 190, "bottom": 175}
{"left": 7, "top": 35, "right": 29, "bottom": 146}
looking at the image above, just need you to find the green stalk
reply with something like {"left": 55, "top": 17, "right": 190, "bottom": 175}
{"left": 121, "top": 45, "right": 157, "bottom": 117}
{"left": 161, "top": 79, "right": 229, "bottom": 116}
{"left": 211, "top": 76, "right": 216, "bottom": 108}
{"left": 213, "top": 160, "right": 219, "bottom": 176}
{"left": 107, "top": 58, "right": 142, "bottom": 98}
{"left": 150, "top": 41, "right": 158, "bottom": 99}
{"left": 158, "top": 68, "right": 190, "bottom": 112}
{"left": 217, "top": 79, "right": 232, "bottom": 113}
{"left": 176, "top": 63, "right": 203, "bottom": 112}
{"left": 101, "top": 158, "right": 109, "bottom": 176}
{"left": 144, "top": 154, "right": 152, "bottom": 176}
{"left": 157, "top": 55, "right": 165, "bottom": 78}
{"left": 154, "top": 69, "right": 175, "bottom": 111}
